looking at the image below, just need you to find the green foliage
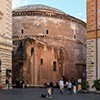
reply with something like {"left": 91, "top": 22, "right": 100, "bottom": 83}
{"left": 92, "top": 79, "right": 100, "bottom": 90}
{"left": 81, "top": 81, "right": 89, "bottom": 90}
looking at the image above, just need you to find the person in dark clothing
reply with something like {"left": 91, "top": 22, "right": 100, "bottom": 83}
{"left": 16, "top": 79, "right": 20, "bottom": 88}
{"left": 5, "top": 78, "right": 9, "bottom": 89}
{"left": 49, "top": 81, "right": 54, "bottom": 93}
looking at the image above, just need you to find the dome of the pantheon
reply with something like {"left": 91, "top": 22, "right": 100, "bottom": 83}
{"left": 13, "top": 4, "right": 66, "bottom": 14}
{"left": 13, "top": 4, "right": 85, "bottom": 37}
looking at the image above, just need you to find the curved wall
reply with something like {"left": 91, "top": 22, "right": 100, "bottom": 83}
{"left": 12, "top": 5, "right": 86, "bottom": 86}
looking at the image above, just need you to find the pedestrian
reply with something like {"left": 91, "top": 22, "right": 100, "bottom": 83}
{"left": 72, "top": 80, "right": 77, "bottom": 93}
{"left": 16, "top": 78, "right": 20, "bottom": 88}
{"left": 47, "top": 84, "right": 52, "bottom": 98}
{"left": 22, "top": 80, "right": 25, "bottom": 88}
{"left": 5, "top": 78, "right": 9, "bottom": 89}
{"left": 67, "top": 80, "right": 72, "bottom": 94}
{"left": 49, "top": 81, "right": 54, "bottom": 93}
{"left": 65, "top": 80, "right": 68, "bottom": 92}
{"left": 58, "top": 78, "right": 64, "bottom": 94}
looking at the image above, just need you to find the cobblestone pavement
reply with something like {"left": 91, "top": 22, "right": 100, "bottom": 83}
{"left": 0, "top": 88, "right": 100, "bottom": 100}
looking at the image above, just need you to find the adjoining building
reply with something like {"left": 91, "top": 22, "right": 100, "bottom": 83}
{"left": 87, "top": 0, "right": 100, "bottom": 89}
{"left": 12, "top": 4, "right": 86, "bottom": 86}
{"left": 0, "top": 0, "right": 12, "bottom": 84}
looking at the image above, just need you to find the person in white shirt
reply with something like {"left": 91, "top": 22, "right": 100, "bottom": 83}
{"left": 58, "top": 78, "right": 64, "bottom": 94}
{"left": 67, "top": 80, "right": 72, "bottom": 94}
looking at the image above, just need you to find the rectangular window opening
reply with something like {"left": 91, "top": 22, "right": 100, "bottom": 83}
{"left": 74, "top": 34, "right": 76, "bottom": 39}
{"left": 46, "top": 30, "right": 48, "bottom": 34}
{"left": 21, "top": 29, "right": 24, "bottom": 34}
{"left": 53, "top": 61, "right": 56, "bottom": 71}
{"left": 40, "top": 59, "right": 43, "bottom": 65}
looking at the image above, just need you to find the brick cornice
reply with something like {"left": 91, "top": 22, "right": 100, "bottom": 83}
{"left": 13, "top": 34, "right": 85, "bottom": 45}
{"left": 12, "top": 10, "right": 86, "bottom": 27}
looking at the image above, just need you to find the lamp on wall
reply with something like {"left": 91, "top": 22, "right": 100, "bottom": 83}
{"left": 91, "top": 60, "right": 94, "bottom": 64}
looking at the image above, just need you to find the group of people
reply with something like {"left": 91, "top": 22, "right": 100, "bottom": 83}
{"left": 58, "top": 78, "right": 74, "bottom": 94}
{"left": 4, "top": 78, "right": 25, "bottom": 89}
{"left": 44, "top": 78, "right": 79, "bottom": 98}
{"left": 15, "top": 79, "right": 25, "bottom": 88}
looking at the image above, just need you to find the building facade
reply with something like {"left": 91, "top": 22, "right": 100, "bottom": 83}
{"left": 0, "top": 0, "right": 12, "bottom": 84}
{"left": 87, "top": 0, "right": 100, "bottom": 88}
{"left": 12, "top": 4, "right": 86, "bottom": 86}
{"left": 13, "top": 38, "right": 63, "bottom": 86}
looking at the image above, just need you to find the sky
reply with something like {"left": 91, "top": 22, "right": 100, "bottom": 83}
{"left": 12, "top": 0, "right": 86, "bottom": 22}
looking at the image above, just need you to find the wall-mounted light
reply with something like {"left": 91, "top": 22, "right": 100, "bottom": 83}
{"left": 91, "top": 60, "right": 94, "bottom": 64}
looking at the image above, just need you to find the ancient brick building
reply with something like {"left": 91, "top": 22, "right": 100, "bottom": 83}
{"left": 12, "top": 4, "right": 86, "bottom": 86}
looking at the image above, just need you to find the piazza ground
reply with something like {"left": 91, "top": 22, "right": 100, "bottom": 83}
{"left": 0, "top": 88, "right": 100, "bottom": 100}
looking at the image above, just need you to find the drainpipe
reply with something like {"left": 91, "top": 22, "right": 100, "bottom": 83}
{"left": 96, "top": 0, "right": 98, "bottom": 80}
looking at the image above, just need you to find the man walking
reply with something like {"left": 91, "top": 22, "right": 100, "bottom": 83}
{"left": 58, "top": 78, "right": 64, "bottom": 94}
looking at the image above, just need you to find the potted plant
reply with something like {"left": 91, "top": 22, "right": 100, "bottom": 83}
{"left": 81, "top": 80, "right": 89, "bottom": 90}
{"left": 92, "top": 79, "right": 100, "bottom": 91}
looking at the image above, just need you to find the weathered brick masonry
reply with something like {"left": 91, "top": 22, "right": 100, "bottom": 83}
{"left": 12, "top": 4, "right": 86, "bottom": 86}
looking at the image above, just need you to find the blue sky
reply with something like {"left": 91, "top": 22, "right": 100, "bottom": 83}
{"left": 12, "top": 0, "right": 86, "bottom": 22}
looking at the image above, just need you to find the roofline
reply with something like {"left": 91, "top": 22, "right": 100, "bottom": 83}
{"left": 66, "top": 14, "right": 86, "bottom": 27}
{"left": 12, "top": 10, "right": 86, "bottom": 27}
{"left": 12, "top": 4, "right": 86, "bottom": 27}
{"left": 13, "top": 4, "right": 66, "bottom": 14}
